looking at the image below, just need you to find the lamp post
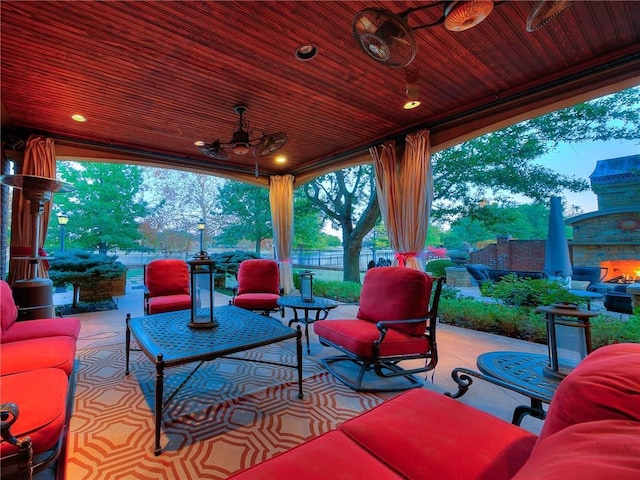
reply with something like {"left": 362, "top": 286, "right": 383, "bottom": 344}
{"left": 57, "top": 212, "right": 69, "bottom": 252}
{"left": 197, "top": 218, "right": 206, "bottom": 257}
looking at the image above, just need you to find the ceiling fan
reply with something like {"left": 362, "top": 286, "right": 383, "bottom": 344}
{"left": 353, "top": 1, "right": 574, "bottom": 68}
{"left": 194, "top": 105, "right": 287, "bottom": 175}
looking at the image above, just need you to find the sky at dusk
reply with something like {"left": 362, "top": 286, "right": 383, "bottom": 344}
{"left": 535, "top": 139, "right": 639, "bottom": 214}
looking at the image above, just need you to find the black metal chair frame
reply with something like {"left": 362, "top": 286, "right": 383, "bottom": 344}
{"left": 319, "top": 277, "right": 444, "bottom": 392}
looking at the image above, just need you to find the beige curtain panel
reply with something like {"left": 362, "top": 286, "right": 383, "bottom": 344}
{"left": 371, "top": 129, "right": 432, "bottom": 271}
{"left": 269, "top": 174, "right": 294, "bottom": 293}
{"left": 8, "top": 135, "right": 57, "bottom": 284}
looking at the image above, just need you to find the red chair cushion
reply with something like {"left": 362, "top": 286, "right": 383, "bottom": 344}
{"left": 236, "top": 259, "right": 280, "bottom": 295}
{"left": 0, "top": 336, "right": 77, "bottom": 376}
{"left": 1, "top": 317, "right": 81, "bottom": 344}
{"left": 314, "top": 319, "right": 429, "bottom": 358}
{"left": 513, "top": 420, "right": 640, "bottom": 480}
{"left": 538, "top": 342, "right": 640, "bottom": 443}
{"left": 226, "top": 430, "right": 403, "bottom": 480}
{"left": 145, "top": 259, "right": 190, "bottom": 297}
{"left": 0, "top": 368, "right": 69, "bottom": 456}
{"left": 147, "top": 294, "right": 192, "bottom": 315}
{"left": 340, "top": 389, "right": 537, "bottom": 480}
{"left": 357, "top": 267, "right": 432, "bottom": 336}
{"left": 1, "top": 280, "right": 19, "bottom": 336}
{"left": 233, "top": 293, "right": 280, "bottom": 312}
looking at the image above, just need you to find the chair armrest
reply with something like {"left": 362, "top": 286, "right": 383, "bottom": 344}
{"left": 375, "top": 318, "right": 427, "bottom": 330}
{"left": 1, "top": 403, "right": 34, "bottom": 480}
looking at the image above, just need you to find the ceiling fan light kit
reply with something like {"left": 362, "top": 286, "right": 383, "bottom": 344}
{"left": 195, "top": 105, "right": 287, "bottom": 175}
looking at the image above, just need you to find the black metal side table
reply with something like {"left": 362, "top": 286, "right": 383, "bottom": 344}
{"left": 445, "top": 351, "right": 561, "bottom": 426}
{"left": 277, "top": 296, "right": 338, "bottom": 354}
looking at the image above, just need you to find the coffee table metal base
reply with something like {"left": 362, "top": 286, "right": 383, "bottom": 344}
{"left": 125, "top": 305, "right": 303, "bottom": 455}
{"left": 445, "top": 351, "right": 561, "bottom": 426}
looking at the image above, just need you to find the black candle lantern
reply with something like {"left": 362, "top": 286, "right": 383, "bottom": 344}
{"left": 536, "top": 303, "right": 597, "bottom": 379}
{"left": 300, "top": 270, "right": 314, "bottom": 302}
{"left": 187, "top": 254, "right": 217, "bottom": 329}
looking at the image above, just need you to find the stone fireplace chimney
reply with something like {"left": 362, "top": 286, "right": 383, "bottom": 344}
{"left": 566, "top": 155, "right": 640, "bottom": 283}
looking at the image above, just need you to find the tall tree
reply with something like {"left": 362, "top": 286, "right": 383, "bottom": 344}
{"left": 215, "top": 181, "right": 272, "bottom": 255}
{"left": 303, "top": 165, "right": 380, "bottom": 282}
{"left": 48, "top": 162, "right": 150, "bottom": 254}
{"left": 141, "top": 168, "right": 222, "bottom": 252}
{"left": 303, "top": 87, "right": 639, "bottom": 282}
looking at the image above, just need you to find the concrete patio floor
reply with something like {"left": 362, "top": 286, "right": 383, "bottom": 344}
{"left": 56, "top": 280, "right": 561, "bottom": 436}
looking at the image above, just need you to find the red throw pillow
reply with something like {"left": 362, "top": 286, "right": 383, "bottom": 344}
{"left": 357, "top": 267, "right": 433, "bottom": 336}
{"left": 1, "top": 280, "right": 19, "bottom": 335}
{"left": 538, "top": 342, "right": 640, "bottom": 442}
{"left": 514, "top": 420, "right": 640, "bottom": 480}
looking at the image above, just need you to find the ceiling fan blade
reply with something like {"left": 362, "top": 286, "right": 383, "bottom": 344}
{"left": 527, "top": 0, "right": 574, "bottom": 32}
{"left": 197, "top": 140, "right": 229, "bottom": 160}
{"left": 254, "top": 133, "right": 287, "bottom": 157}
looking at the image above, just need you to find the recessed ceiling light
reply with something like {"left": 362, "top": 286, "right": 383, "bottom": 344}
{"left": 71, "top": 114, "right": 86, "bottom": 122}
{"left": 275, "top": 156, "right": 286, "bottom": 164}
{"left": 295, "top": 44, "right": 319, "bottom": 61}
{"left": 403, "top": 100, "right": 421, "bottom": 110}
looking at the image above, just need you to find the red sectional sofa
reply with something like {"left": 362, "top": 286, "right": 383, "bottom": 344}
{"left": 0, "top": 280, "right": 81, "bottom": 480}
{"left": 228, "top": 342, "right": 640, "bottom": 479}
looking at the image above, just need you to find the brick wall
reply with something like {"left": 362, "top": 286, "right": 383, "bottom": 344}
{"left": 470, "top": 236, "right": 546, "bottom": 271}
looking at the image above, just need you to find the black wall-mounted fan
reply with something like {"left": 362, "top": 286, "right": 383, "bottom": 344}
{"left": 353, "top": 1, "right": 574, "bottom": 68}
{"left": 353, "top": 8, "right": 417, "bottom": 68}
{"left": 194, "top": 105, "right": 287, "bottom": 162}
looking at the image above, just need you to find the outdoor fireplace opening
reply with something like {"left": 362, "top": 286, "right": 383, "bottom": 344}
{"left": 600, "top": 260, "right": 640, "bottom": 284}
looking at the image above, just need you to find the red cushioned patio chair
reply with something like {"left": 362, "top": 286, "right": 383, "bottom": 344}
{"left": 314, "top": 266, "right": 443, "bottom": 392}
{"left": 143, "top": 259, "right": 192, "bottom": 315}
{"left": 230, "top": 259, "right": 284, "bottom": 317}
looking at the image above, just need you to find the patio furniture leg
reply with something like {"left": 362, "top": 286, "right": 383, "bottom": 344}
{"left": 512, "top": 398, "right": 546, "bottom": 426}
{"left": 296, "top": 327, "right": 303, "bottom": 399}
{"left": 154, "top": 353, "right": 164, "bottom": 456}
{"left": 125, "top": 313, "right": 131, "bottom": 375}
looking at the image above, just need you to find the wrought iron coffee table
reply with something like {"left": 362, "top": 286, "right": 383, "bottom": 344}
{"left": 446, "top": 351, "right": 561, "bottom": 426}
{"left": 125, "top": 305, "right": 303, "bottom": 455}
{"left": 277, "top": 296, "right": 338, "bottom": 354}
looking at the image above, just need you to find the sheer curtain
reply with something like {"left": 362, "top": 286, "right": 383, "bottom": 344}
{"left": 371, "top": 129, "right": 432, "bottom": 271}
{"left": 8, "top": 135, "right": 57, "bottom": 284}
{"left": 269, "top": 174, "right": 294, "bottom": 293}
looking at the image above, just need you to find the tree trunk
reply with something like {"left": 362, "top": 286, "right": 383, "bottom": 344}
{"left": 255, "top": 239, "right": 261, "bottom": 255}
{"left": 72, "top": 284, "right": 80, "bottom": 308}
{"left": 343, "top": 238, "right": 363, "bottom": 283}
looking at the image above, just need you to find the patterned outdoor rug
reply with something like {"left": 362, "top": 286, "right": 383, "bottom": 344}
{"left": 64, "top": 343, "right": 390, "bottom": 479}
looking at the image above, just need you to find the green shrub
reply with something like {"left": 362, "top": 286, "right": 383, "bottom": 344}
{"left": 591, "top": 313, "right": 640, "bottom": 347}
{"left": 426, "top": 259, "right": 455, "bottom": 277}
{"left": 292, "top": 270, "right": 362, "bottom": 303}
{"left": 439, "top": 296, "right": 549, "bottom": 342}
{"left": 481, "top": 275, "right": 581, "bottom": 307}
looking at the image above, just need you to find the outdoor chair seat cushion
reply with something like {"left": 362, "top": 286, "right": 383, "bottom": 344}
{"left": 1, "top": 317, "right": 81, "bottom": 344}
{"left": 0, "top": 368, "right": 69, "bottom": 457}
{"left": 227, "top": 430, "right": 403, "bottom": 480}
{"left": 314, "top": 319, "right": 429, "bottom": 358}
{"left": 340, "top": 388, "right": 536, "bottom": 480}
{"left": 0, "top": 336, "right": 77, "bottom": 376}
{"left": 1, "top": 279, "right": 81, "bottom": 343}
{"left": 232, "top": 293, "right": 280, "bottom": 312}
{"left": 147, "top": 294, "right": 192, "bottom": 315}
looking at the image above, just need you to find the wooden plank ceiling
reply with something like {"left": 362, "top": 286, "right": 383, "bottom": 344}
{"left": 1, "top": 1, "right": 639, "bottom": 185}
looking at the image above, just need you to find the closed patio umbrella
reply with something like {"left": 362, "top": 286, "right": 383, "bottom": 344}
{"left": 544, "top": 196, "right": 572, "bottom": 287}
